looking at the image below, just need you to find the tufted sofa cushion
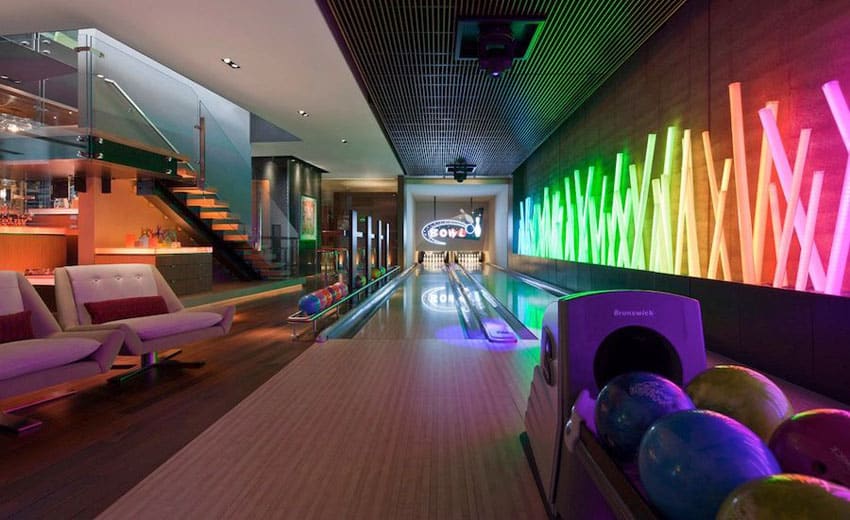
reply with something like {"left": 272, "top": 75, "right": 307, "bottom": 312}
{"left": 101, "top": 311, "right": 224, "bottom": 341}
{"left": 0, "top": 271, "right": 24, "bottom": 315}
{"left": 0, "top": 337, "right": 101, "bottom": 381}
{"left": 65, "top": 264, "right": 159, "bottom": 325}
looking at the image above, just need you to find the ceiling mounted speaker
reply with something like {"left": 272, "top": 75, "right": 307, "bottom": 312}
{"left": 456, "top": 16, "right": 546, "bottom": 76}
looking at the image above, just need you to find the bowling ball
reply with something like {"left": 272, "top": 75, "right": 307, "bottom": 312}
{"left": 327, "top": 284, "right": 341, "bottom": 302}
{"left": 717, "top": 474, "right": 850, "bottom": 520}
{"left": 686, "top": 365, "right": 793, "bottom": 442}
{"left": 380, "top": 266, "right": 387, "bottom": 275}
{"left": 371, "top": 267, "right": 383, "bottom": 280}
{"left": 336, "top": 282, "right": 349, "bottom": 299}
{"left": 298, "top": 293, "right": 321, "bottom": 315}
{"left": 594, "top": 372, "right": 693, "bottom": 460}
{"left": 638, "top": 409, "right": 780, "bottom": 520}
{"left": 769, "top": 408, "right": 850, "bottom": 488}
{"left": 317, "top": 289, "right": 333, "bottom": 309}
{"left": 354, "top": 274, "right": 367, "bottom": 289}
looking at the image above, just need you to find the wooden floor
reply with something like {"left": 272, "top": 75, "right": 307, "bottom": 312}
{"left": 0, "top": 293, "right": 312, "bottom": 519}
{"left": 100, "top": 338, "right": 547, "bottom": 519}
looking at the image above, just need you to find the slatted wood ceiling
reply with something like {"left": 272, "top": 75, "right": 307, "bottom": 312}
{"left": 320, "top": 0, "right": 686, "bottom": 176}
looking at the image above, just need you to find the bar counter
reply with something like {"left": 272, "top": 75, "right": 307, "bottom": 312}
{"left": 0, "top": 226, "right": 68, "bottom": 272}
{"left": 94, "top": 246, "right": 214, "bottom": 295}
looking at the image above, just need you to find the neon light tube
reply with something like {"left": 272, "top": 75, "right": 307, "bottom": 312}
{"left": 729, "top": 82, "right": 756, "bottom": 283}
{"left": 542, "top": 187, "right": 551, "bottom": 258}
{"left": 618, "top": 194, "right": 633, "bottom": 267}
{"left": 632, "top": 134, "right": 657, "bottom": 269}
{"left": 822, "top": 81, "right": 850, "bottom": 295}
{"left": 684, "top": 137, "right": 701, "bottom": 277}
{"left": 797, "top": 172, "right": 824, "bottom": 291}
{"left": 768, "top": 184, "right": 789, "bottom": 287}
{"left": 773, "top": 129, "right": 810, "bottom": 288}
{"left": 708, "top": 159, "right": 732, "bottom": 279}
{"left": 674, "top": 130, "right": 689, "bottom": 274}
{"left": 701, "top": 131, "right": 732, "bottom": 279}
{"left": 659, "top": 175, "right": 673, "bottom": 273}
{"left": 759, "top": 107, "right": 825, "bottom": 291}
{"left": 629, "top": 164, "right": 643, "bottom": 269}
{"left": 753, "top": 101, "right": 779, "bottom": 282}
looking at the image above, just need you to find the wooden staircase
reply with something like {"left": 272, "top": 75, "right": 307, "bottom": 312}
{"left": 169, "top": 186, "right": 288, "bottom": 280}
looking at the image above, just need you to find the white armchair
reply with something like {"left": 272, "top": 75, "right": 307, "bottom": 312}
{"left": 54, "top": 264, "right": 234, "bottom": 383}
{"left": 0, "top": 271, "right": 124, "bottom": 433}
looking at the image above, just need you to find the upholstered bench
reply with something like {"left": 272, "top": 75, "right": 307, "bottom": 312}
{"left": 0, "top": 271, "right": 124, "bottom": 433}
{"left": 54, "top": 264, "right": 234, "bottom": 383}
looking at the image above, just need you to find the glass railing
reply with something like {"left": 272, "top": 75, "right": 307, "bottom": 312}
{"left": 0, "top": 31, "right": 84, "bottom": 162}
{"left": 200, "top": 101, "right": 250, "bottom": 214}
{"left": 0, "top": 29, "right": 201, "bottom": 176}
{"left": 1, "top": 27, "right": 256, "bottom": 226}
{"left": 84, "top": 30, "right": 200, "bottom": 168}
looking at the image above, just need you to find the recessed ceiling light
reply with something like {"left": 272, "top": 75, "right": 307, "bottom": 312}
{"left": 340, "top": 138, "right": 348, "bottom": 143}
{"left": 221, "top": 57, "right": 240, "bottom": 69}
{"left": 298, "top": 110, "right": 310, "bottom": 117}
{"left": 41, "top": 49, "right": 51, "bottom": 55}
{"left": 0, "top": 75, "right": 7, "bottom": 80}
{"left": 96, "top": 73, "right": 105, "bottom": 79}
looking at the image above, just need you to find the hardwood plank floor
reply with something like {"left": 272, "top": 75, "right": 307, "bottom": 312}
{"left": 0, "top": 293, "right": 312, "bottom": 519}
{"left": 99, "top": 339, "right": 547, "bottom": 519}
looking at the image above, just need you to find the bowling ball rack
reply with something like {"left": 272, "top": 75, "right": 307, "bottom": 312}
{"left": 572, "top": 424, "right": 661, "bottom": 519}
{"left": 287, "top": 265, "right": 400, "bottom": 339}
{"left": 521, "top": 423, "right": 661, "bottom": 520}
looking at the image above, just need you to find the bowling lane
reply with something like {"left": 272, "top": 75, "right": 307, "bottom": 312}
{"left": 354, "top": 265, "right": 464, "bottom": 340}
{"left": 472, "top": 263, "right": 561, "bottom": 335}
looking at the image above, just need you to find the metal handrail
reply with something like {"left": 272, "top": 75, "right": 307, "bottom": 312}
{"left": 102, "top": 78, "right": 196, "bottom": 171}
{"left": 288, "top": 265, "right": 401, "bottom": 324}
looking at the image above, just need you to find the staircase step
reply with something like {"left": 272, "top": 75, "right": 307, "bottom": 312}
{"left": 199, "top": 210, "right": 231, "bottom": 219}
{"left": 185, "top": 198, "right": 228, "bottom": 208}
{"left": 223, "top": 234, "right": 249, "bottom": 242}
{"left": 212, "top": 223, "right": 241, "bottom": 231}
{"left": 172, "top": 187, "right": 218, "bottom": 196}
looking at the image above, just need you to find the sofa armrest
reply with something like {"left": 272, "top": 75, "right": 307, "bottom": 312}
{"left": 49, "top": 328, "right": 125, "bottom": 372}
{"left": 204, "top": 305, "right": 236, "bottom": 334}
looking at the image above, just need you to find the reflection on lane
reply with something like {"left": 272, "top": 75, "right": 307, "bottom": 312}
{"left": 355, "top": 266, "right": 463, "bottom": 340}
{"left": 475, "top": 265, "right": 560, "bottom": 333}
{"left": 420, "top": 286, "right": 458, "bottom": 313}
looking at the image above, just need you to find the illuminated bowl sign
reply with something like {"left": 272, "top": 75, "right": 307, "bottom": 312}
{"left": 421, "top": 217, "right": 482, "bottom": 246}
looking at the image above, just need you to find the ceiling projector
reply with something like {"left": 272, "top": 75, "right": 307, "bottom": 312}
{"left": 445, "top": 159, "right": 477, "bottom": 183}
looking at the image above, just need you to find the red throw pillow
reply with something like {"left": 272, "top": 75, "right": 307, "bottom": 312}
{"left": 85, "top": 296, "right": 169, "bottom": 324}
{"left": 0, "top": 310, "right": 34, "bottom": 343}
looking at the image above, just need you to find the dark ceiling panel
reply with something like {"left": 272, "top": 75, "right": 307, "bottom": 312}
{"left": 319, "top": 0, "right": 686, "bottom": 176}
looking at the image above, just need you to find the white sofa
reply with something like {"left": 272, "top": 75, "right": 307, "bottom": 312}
{"left": 54, "top": 264, "right": 234, "bottom": 383}
{"left": 0, "top": 271, "right": 124, "bottom": 433}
